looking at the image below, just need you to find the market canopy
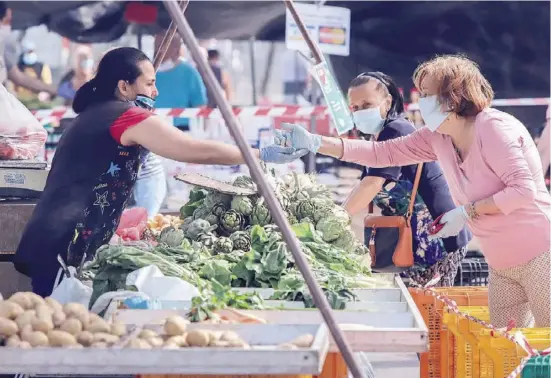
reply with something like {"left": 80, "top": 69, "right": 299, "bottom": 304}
{"left": 8, "top": 1, "right": 550, "bottom": 128}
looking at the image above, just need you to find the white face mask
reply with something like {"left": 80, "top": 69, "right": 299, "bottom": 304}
{"left": 22, "top": 52, "right": 38, "bottom": 66}
{"left": 158, "top": 60, "right": 176, "bottom": 72}
{"left": 353, "top": 107, "right": 385, "bottom": 135}
{"left": 418, "top": 95, "right": 450, "bottom": 132}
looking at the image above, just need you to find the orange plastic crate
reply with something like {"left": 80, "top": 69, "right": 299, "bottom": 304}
{"left": 315, "top": 352, "right": 348, "bottom": 378}
{"left": 408, "top": 286, "right": 488, "bottom": 378}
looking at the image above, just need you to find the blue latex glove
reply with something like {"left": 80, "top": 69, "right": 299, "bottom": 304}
{"left": 428, "top": 206, "right": 469, "bottom": 240}
{"left": 275, "top": 123, "right": 322, "bottom": 153}
{"left": 260, "top": 145, "right": 309, "bottom": 164}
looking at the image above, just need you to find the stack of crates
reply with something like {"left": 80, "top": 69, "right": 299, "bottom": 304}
{"left": 408, "top": 287, "right": 488, "bottom": 378}
{"left": 478, "top": 328, "right": 551, "bottom": 378}
{"left": 442, "top": 306, "right": 490, "bottom": 378}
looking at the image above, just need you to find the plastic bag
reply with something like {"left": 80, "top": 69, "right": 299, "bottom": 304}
{"left": 0, "top": 83, "right": 47, "bottom": 160}
{"left": 50, "top": 267, "right": 92, "bottom": 306}
{"left": 115, "top": 207, "right": 148, "bottom": 241}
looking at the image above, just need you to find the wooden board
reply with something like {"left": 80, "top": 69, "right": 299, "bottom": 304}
{"left": 174, "top": 173, "right": 257, "bottom": 196}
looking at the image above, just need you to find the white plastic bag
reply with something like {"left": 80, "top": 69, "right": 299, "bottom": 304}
{"left": 49, "top": 267, "right": 92, "bottom": 306}
{"left": 0, "top": 83, "right": 47, "bottom": 160}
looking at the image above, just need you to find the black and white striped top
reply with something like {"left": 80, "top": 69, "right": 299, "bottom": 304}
{"left": 137, "top": 151, "right": 164, "bottom": 179}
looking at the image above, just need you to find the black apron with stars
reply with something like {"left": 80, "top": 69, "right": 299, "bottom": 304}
{"left": 14, "top": 100, "right": 146, "bottom": 297}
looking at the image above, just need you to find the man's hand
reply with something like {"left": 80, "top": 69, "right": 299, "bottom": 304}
{"left": 260, "top": 145, "right": 309, "bottom": 164}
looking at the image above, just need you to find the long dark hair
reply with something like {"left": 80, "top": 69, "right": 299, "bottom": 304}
{"left": 349, "top": 71, "right": 405, "bottom": 120}
{"left": 72, "top": 47, "right": 150, "bottom": 114}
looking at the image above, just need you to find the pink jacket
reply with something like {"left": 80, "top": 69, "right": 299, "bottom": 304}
{"left": 342, "top": 108, "right": 551, "bottom": 269}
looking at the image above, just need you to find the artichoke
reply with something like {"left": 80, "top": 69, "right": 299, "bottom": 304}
{"left": 231, "top": 196, "right": 254, "bottom": 216}
{"left": 296, "top": 199, "right": 316, "bottom": 220}
{"left": 179, "top": 217, "right": 194, "bottom": 234}
{"left": 287, "top": 213, "right": 299, "bottom": 225}
{"left": 204, "top": 191, "right": 232, "bottom": 209}
{"left": 251, "top": 203, "right": 272, "bottom": 226}
{"left": 205, "top": 213, "right": 219, "bottom": 226}
{"left": 193, "top": 206, "right": 211, "bottom": 220}
{"left": 332, "top": 227, "right": 356, "bottom": 251}
{"left": 186, "top": 219, "right": 216, "bottom": 241}
{"left": 233, "top": 176, "right": 256, "bottom": 190}
{"left": 230, "top": 231, "right": 251, "bottom": 252}
{"left": 211, "top": 203, "right": 227, "bottom": 217}
{"left": 213, "top": 237, "right": 233, "bottom": 255}
{"left": 158, "top": 226, "right": 186, "bottom": 247}
{"left": 224, "top": 249, "right": 247, "bottom": 263}
{"left": 220, "top": 210, "right": 244, "bottom": 234}
{"left": 316, "top": 215, "right": 348, "bottom": 242}
{"left": 196, "top": 232, "right": 218, "bottom": 248}
{"left": 264, "top": 225, "right": 282, "bottom": 242}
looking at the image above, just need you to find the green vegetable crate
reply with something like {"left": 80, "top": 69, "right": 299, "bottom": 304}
{"left": 522, "top": 355, "right": 551, "bottom": 378}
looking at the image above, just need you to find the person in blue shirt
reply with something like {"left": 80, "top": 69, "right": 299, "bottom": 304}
{"left": 132, "top": 32, "right": 208, "bottom": 217}
{"left": 154, "top": 31, "right": 207, "bottom": 131}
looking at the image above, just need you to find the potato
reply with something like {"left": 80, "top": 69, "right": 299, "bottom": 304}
{"left": 22, "top": 331, "right": 49, "bottom": 347}
{"left": 77, "top": 331, "right": 94, "bottom": 346}
{"left": 0, "top": 301, "right": 24, "bottom": 319}
{"left": 139, "top": 329, "right": 158, "bottom": 339}
{"left": 86, "top": 319, "right": 110, "bottom": 333}
{"left": 228, "top": 339, "right": 249, "bottom": 348}
{"left": 31, "top": 315, "right": 54, "bottom": 333}
{"left": 162, "top": 342, "right": 180, "bottom": 350}
{"left": 6, "top": 335, "right": 21, "bottom": 347}
{"left": 219, "top": 331, "right": 240, "bottom": 342}
{"left": 93, "top": 332, "right": 119, "bottom": 344}
{"left": 0, "top": 318, "right": 18, "bottom": 337}
{"left": 52, "top": 311, "right": 66, "bottom": 327}
{"left": 146, "top": 337, "right": 164, "bottom": 348}
{"left": 60, "top": 318, "right": 83, "bottom": 336}
{"left": 15, "top": 310, "right": 36, "bottom": 330}
{"left": 165, "top": 335, "right": 187, "bottom": 347}
{"left": 45, "top": 297, "right": 63, "bottom": 313}
{"left": 126, "top": 338, "right": 151, "bottom": 349}
{"left": 88, "top": 312, "right": 104, "bottom": 323}
{"left": 290, "top": 334, "right": 314, "bottom": 348}
{"left": 19, "top": 341, "right": 32, "bottom": 349}
{"left": 63, "top": 303, "right": 90, "bottom": 325}
{"left": 186, "top": 330, "right": 210, "bottom": 347}
{"left": 110, "top": 322, "right": 127, "bottom": 337}
{"left": 19, "top": 323, "right": 33, "bottom": 337}
{"left": 164, "top": 315, "right": 188, "bottom": 336}
{"left": 48, "top": 330, "right": 77, "bottom": 347}
{"left": 67, "top": 343, "right": 84, "bottom": 349}
{"left": 8, "top": 292, "right": 33, "bottom": 310}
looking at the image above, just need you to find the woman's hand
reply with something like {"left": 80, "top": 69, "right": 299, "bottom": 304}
{"left": 260, "top": 145, "right": 309, "bottom": 163}
{"left": 428, "top": 206, "right": 468, "bottom": 240}
{"left": 275, "top": 123, "right": 322, "bottom": 153}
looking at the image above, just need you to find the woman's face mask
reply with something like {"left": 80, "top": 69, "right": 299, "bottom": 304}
{"left": 134, "top": 94, "right": 155, "bottom": 111}
{"left": 418, "top": 95, "right": 450, "bottom": 132}
{"left": 22, "top": 52, "right": 38, "bottom": 66}
{"left": 353, "top": 105, "right": 385, "bottom": 135}
{"left": 80, "top": 58, "right": 94, "bottom": 71}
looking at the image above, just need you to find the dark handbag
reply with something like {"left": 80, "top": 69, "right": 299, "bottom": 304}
{"left": 364, "top": 163, "right": 423, "bottom": 272}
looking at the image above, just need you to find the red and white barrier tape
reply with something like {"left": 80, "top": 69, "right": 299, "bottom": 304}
{"left": 411, "top": 277, "right": 550, "bottom": 378}
{"left": 31, "top": 97, "right": 551, "bottom": 121}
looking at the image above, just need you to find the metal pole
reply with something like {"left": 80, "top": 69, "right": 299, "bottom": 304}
{"left": 249, "top": 36, "right": 258, "bottom": 106}
{"left": 154, "top": 0, "right": 189, "bottom": 70}
{"left": 162, "top": 2, "right": 364, "bottom": 378}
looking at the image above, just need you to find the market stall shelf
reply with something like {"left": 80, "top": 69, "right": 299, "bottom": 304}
{"left": 0, "top": 324, "right": 329, "bottom": 375}
{"left": 113, "top": 275, "right": 428, "bottom": 354}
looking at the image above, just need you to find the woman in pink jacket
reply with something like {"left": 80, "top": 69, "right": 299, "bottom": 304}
{"left": 274, "top": 55, "right": 551, "bottom": 328}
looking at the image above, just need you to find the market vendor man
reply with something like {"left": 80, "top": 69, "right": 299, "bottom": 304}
{"left": 14, "top": 47, "right": 306, "bottom": 297}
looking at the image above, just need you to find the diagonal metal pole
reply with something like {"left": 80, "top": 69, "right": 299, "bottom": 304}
{"left": 162, "top": 2, "right": 364, "bottom": 378}
{"left": 153, "top": 0, "right": 189, "bottom": 71}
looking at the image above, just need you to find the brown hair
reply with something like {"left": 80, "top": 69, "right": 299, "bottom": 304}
{"left": 412, "top": 54, "right": 494, "bottom": 117}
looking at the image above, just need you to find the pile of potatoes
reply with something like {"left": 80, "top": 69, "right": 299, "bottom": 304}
{"left": 124, "top": 315, "right": 314, "bottom": 350}
{"left": 0, "top": 292, "right": 127, "bottom": 349}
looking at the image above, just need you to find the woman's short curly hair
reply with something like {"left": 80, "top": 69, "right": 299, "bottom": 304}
{"left": 412, "top": 54, "right": 494, "bottom": 117}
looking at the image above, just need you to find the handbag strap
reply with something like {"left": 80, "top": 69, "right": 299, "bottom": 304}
{"left": 407, "top": 163, "right": 424, "bottom": 220}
